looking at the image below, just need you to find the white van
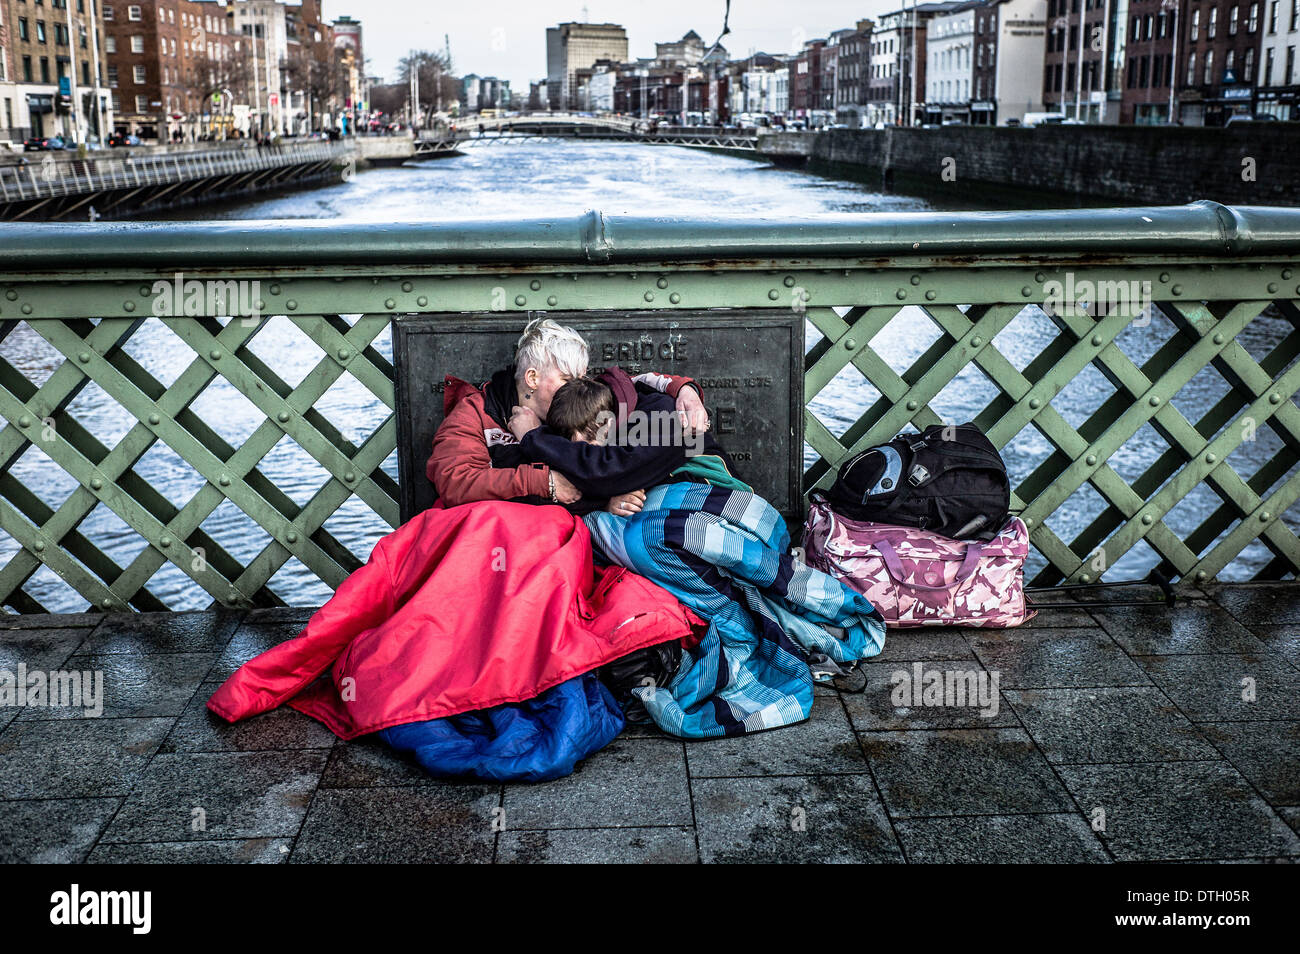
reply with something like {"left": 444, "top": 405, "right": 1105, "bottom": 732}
{"left": 1018, "top": 112, "right": 1068, "bottom": 127}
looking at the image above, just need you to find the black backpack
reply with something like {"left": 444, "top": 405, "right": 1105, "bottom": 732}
{"left": 822, "top": 423, "right": 1010, "bottom": 540}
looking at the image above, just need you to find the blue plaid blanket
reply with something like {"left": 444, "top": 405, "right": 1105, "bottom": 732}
{"left": 585, "top": 483, "right": 886, "bottom": 738}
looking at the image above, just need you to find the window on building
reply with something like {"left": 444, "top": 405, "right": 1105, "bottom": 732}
{"left": 1269, "top": 0, "right": 1278, "bottom": 31}
{"left": 1264, "top": 45, "right": 1275, "bottom": 82}
{"left": 22, "top": 56, "right": 32, "bottom": 82}
{"left": 1209, "top": 6, "right": 1218, "bottom": 36}
{"left": 36, "top": 19, "right": 46, "bottom": 42}
{"left": 130, "top": 35, "right": 143, "bottom": 53}
{"left": 104, "top": 35, "right": 115, "bottom": 53}
{"left": 135, "top": 94, "right": 148, "bottom": 112}
{"left": 1187, "top": 50, "right": 1197, "bottom": 84}
{"left": 1249, "top": 1, "right": 1259, "bottom": 29}
{"left": 127, "top": 4, "right": 140, "bottom": 20}
{"left": 1191, "top": 9, "right": 1200, "bottom": 39}
{"left": 1230, "top": 4, "right": 1239, "bottom": 32}
{"left": 1288, "top": 46, "right": 1296, "bottom": 84}
{"left": 1204, "top": 48, "right": 1214, "bottom": 83}
{"left": 1244, "top": 47, "right": 1255, "bottom": 80}
{"left": 81, "top": 61, "right": 88, "bottom": 85}
{"left": 133, "top": 64, "right": 145, "bottom": 83}
{"left": 1128, "top": 58, "right": 1138, "bottom": 87}
{"left": 39, "top": 56, "right": 49, "bottom": 82}
{"left": 107, "top": 64, "right": 117, "bottom": 87}
{"left": 1145, "top": 14, "right": 1154, "bottom": 39}
{"left": 102, "top": 5, "right": 113, "bottom": 20}
{"left": 18, "top": 17, "right": 28, "bottom": 40}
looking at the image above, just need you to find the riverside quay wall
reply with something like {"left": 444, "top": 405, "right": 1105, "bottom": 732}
{"left": 760, "top": 125, "right": 1300, "bottom": 207}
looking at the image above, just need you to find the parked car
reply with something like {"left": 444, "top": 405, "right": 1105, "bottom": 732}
{"left": 1020, "top": 112, "right": 1068, "bottom": 127}
{"left": 1226, "top": 113, "right": 1278, "bottom": 125}
{"left": 1003, "top": 118, "right": 1022, "bottom": 126}
{"left": 23, "top": 135, "right": 66, "bottom": 152}
{"left": 107, "top": 132, "right": 142, "bottom": 147}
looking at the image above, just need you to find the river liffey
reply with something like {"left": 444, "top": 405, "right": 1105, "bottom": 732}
{"left": 2, "top": 140, "right": 1292, "bottom": 609}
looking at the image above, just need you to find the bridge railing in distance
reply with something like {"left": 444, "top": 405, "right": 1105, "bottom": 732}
{"left": 0, "top": 142, "right": 347, "bottom": 207}
{"left": 0, "top": 201, "right": 1298, "bottom": 611}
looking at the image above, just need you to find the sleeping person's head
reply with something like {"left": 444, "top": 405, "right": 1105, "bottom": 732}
{"left": 547, "top": 377, "right": 617, "bottom": 444}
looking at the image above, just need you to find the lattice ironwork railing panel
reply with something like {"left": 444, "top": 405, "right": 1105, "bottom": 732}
{"left": 0, "top": 310, "right": 397, "bottom": 612}
{"left": 2, "top": 207, "right": 1299, "bottom": 610}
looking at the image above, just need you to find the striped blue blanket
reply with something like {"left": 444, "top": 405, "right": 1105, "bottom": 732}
{"left": 584, "top": 483, "right": 886, "bottom": 738}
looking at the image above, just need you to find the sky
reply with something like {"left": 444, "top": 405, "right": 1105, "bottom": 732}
{"left": 333, "top": 0, "right": 893, "bottom": 90}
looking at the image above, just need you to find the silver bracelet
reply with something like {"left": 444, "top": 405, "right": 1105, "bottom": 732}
{"left": 548, "top": 471, "right": 557, "bottom": 502}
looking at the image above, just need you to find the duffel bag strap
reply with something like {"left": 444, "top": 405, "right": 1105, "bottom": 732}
{"left": 873, "top": 539, "right": 984, "bottom": 590}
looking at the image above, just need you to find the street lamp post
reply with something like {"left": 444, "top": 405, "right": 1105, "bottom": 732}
{"left": 1052, "top": 16, "right": 1069, "bottom": 116}
{"left": 1164, "top": 0, "right": 1180, "bottom": 122}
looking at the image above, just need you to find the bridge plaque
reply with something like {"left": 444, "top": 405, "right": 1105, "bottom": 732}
{"left": 393, "top": 311, "right": 804, "bottom": 524}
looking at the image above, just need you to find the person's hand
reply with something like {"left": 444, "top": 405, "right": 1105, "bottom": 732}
{"left": 509, "top": 406, "right": 542, "bottom": 441}
{"left": 551, "top": 471, "right": 582, "bottom": 505}
{"left": 607, "top": 489, "right": 646, "bottom": 517}
{"left": 675, "top": 386, "right": 709, "bottom": 434}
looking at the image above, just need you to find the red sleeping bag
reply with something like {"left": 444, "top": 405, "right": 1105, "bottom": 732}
{"left": 207, "top": 500, "right": 700, "bottom": 739}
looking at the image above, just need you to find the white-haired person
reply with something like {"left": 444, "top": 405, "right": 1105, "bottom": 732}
{"left": 427, "top": 317, "right": 707, "bottom": 509}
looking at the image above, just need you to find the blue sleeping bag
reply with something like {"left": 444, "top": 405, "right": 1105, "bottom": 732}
{"left": 376, "top": 671, "right": 625, "bottom": 783}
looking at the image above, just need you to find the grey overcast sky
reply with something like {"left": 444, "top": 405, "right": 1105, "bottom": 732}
{"left": 338, "top": 1, "right": 893, "bottom": 89}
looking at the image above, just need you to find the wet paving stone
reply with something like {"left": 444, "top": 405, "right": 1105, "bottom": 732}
{"left": 502, "top": 737, "right": 691, "bottom": 829}
{"left": 1197, "top": 720, "right": 1300, "bottom": 806}
{"left": 318, "top": 737, "right": 442, "bottom": 788}
{"left": 686, "top": 694, "right": 868, "bottom": 777}
{"left": 75, "top": 610, "right": 243, "bottom": 655}
{"left": 87, "top": 838, "right": 290, "bottom": 863}
{"left": 242, "top": 607, "right": 316, "bottom": 628}
{"left": 1206, "top": 584, "right": 1300, "bottom": 626}
{"left": 894, "top": 812, "right": 1110, "bottom": 863}
{"left": 206, "top": 621, "right": 305, "bottom": 685}
{"left": 1092, "top": 603, "right": 1270, "bottom": 655}
{"left": 0, "top": 797, "right": 121, "bottom": 863}
{"left": 1006, "top": 687, "right": 1218, "bottom": 764}
{"left": 865, "top": 627, "right": 975, "bottom": 663}
{"left": 0, "top": 627, "right": 97, "bottom": 730}
{"left": 967, "top": 627, "right": 1151, "bottom": 689}
{"left": 290, "top": 786, "right": 497, "bottom": 863}
{"left": 100, "top": 749, "right": 328, "bottom": 843}
{"left": 15, "top": 652, "right": 214, "bottom": 721}
{"left": 498, "top": 826, "right": 698, "bottom": 863}
{"left": 1245, "top": 625, "right": 1300, "bottom": 667}
{"left": 843, "top": 660, "right": 1018, "bottom": 730}
{"left": 1056, "top": 761, "right": 1300, "bottom": 862}
{"left": 1279, "top": 808, "right": 1300, "bottom": 838}
{"left": 1135, "top": 652, "right": 1300, "bottom": 721}
{"left": 692, "top": 774, "right": 903, "bottom": 863}
{"left": 0, "top": 717, "right": 173, "bottom": 798}
{"left": 861, "top": 727, "right": 1073, "bottom": 817}
{"left": 0, "top": 612, "right": 103, "bottom": 630}
{"left": 160, "top": 687, "right": 336, "bottom": 754}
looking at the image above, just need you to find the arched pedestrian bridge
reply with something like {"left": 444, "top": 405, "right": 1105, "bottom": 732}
{"left": 411, "top": 113, "right": 759, "bottom": 157}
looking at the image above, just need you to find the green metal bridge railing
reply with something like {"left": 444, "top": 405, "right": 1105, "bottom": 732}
{"left": 1, "top": 201, "right": 1298, "bottom": 612}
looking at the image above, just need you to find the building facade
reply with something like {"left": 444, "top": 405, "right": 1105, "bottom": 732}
{"left": 3, "top": 0, "right": 112, "bottom": 146}
{"left": 545, "top": 21, "right": 627, "bottom": 110}
{"left": 1259, "top": 0, "right": 1299, "bottom": 118}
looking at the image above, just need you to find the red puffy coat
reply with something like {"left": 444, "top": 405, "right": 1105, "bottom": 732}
{"left": 207, "top": 501, "right": 701, "bottom": 739}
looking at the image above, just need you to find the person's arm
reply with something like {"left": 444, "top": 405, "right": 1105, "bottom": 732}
{"left": 518, "top": 428, "right": 687, "bottom": 497}
{"left": 428, "top": 398, "right": 552, "bottom": 506}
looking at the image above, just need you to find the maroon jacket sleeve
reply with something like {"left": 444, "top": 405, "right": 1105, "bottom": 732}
{"left": 427, "top": 395, "right": 551, "bottom": 506}
{"left": 632, "top": 372, "right": 700, "bottom": 399}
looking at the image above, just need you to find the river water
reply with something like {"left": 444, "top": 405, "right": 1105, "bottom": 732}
{"left": 3, "top": 140, "right": 1293, "bottom": 610}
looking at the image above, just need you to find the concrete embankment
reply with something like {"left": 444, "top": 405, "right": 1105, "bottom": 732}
{"left": 758, "top": 126, "right": 1300, "bottom": 207}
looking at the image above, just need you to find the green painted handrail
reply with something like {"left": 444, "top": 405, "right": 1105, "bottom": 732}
{"left": 2, "top": 202, "right": 1299, "bottom": 271}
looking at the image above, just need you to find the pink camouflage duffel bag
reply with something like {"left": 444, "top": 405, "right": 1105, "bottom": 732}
{"left": 801, "top": 496, "right": 1034, "bottom": 628}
